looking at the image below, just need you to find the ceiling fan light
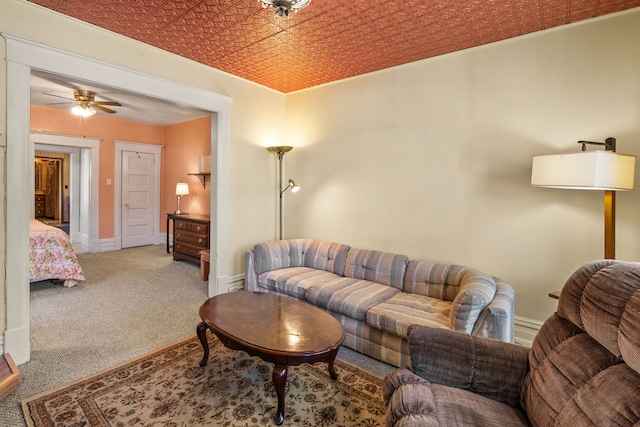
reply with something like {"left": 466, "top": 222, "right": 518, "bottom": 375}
{"left": 71, "top": 104, "right": 97, "bottom": 117}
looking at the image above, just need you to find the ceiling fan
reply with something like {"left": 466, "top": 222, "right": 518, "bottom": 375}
{"left": 44, "top": 89, "right": 122, "bottom": 116}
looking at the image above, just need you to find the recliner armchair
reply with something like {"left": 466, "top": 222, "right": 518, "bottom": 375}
{"left": 383, "top": 260, "right": 640, "bottom": 426}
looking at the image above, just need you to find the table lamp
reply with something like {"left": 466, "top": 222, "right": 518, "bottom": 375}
{"left": 175, "top": 183, "right": 189, "bottom": 215}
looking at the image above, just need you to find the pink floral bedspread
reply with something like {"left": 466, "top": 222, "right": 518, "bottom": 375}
{"left": 29, "top": 219, "right": 85, "bottom": 288}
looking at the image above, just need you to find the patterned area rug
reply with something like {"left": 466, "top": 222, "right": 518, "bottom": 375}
{"left": 22, "top": 335, "right": 386, "bottom": 426}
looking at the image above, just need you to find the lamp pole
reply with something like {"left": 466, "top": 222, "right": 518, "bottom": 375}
{"left": 604, "top": 137, "right": 616, "bottom": 259}
{"left": 267, "top": 146, "right": 293, "bottom": 240}
{"left": 579, "top": 137, "right": 617, "bottom": 259}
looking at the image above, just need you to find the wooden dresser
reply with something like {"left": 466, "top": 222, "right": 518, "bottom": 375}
{"left": 35, "top": 193, "right": 46, "bottom": 217}
{"left": 171, "top": 213, "right": 210, "bottom": 264}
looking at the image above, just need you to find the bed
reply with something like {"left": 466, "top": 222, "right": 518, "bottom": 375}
{"left": 29, "top": 219, "right": 85, "bottom": 288}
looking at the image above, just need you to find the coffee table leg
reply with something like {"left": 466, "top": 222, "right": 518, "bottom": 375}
{"left": 327, "top": 348, "right": 340, "bottom": 380}
{"left": 272, "top": 365, "right": 288, "bottom": 425}
{"left": 196, "top": 322, "right": 209, "bottom": 367}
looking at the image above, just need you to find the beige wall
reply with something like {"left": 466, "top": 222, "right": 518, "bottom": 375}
{"left": 285, "top": 9, "right": 640, "bottom": 323}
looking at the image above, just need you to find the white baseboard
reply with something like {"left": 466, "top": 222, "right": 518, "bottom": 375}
{"left": 228, "top": 273, "right": 244, "bottom": 292}
{"left": 514, "top": 316, "right": 544, "bottom": 348}
{"left": 98, "top": 239, "right": 116, "bottom": 252}
{"left": 3, "top": 325, "right": 30, "bottom": 365}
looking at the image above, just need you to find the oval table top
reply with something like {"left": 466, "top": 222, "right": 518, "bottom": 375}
{"left": 199, "top": 291, "right": 345, "bottom": 357}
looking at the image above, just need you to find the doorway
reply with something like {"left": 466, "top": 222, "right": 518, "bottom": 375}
{"left": 5, "top": 35, "right": 231, "bottom": 364}
{"left": 31, "top": 134, "right": 101, "bottom": 254}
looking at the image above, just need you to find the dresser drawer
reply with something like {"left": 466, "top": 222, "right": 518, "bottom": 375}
{"left": 35, "top": 194, "right": 46, "bottom": 217}
{"left": 189, "top": 222, "right": 208, "bottom": 235}
{"left": 175, "top": 219, "right": 191, "bottom": 231}
{"left": 176, "top": 219, "right": 208, "bottom": 235}
{"left": 175, "top": 230, "right": 208, "bottom": 248}
{"left": 174, "top": 241, "right": 205, "bottom": 259}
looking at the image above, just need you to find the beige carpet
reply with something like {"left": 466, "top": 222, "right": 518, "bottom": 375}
{"left": 22, "top": 335, "right": 386, "bottom": 426}
{"left": 1, "top": 245, "right": 395, "bottom": 426}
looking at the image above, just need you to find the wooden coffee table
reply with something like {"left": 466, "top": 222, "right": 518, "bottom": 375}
{"left": 196, "top": 292, "right": 346, "bottom": 425}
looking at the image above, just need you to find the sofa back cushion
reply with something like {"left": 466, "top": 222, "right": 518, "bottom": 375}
{"left": 253, "top": 239, "right": 350, "bottom": 276}
{"left": 521, "top": 260, "right": 640, "bottom": 426}
{"left": 303, "top": 239, "right": 351, "bottom": 275}
{"left": 403, "top": 261, "right": 461, "bottom": 301}
{"left": 344, "top": 248, "right": 408, "bottom": 289}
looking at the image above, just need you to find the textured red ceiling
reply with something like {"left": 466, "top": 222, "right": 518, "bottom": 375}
{"left": 28, "top": 0, "right": 640, "bottom": 93}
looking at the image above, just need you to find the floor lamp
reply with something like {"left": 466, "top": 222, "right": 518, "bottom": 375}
{"left": 531, "top": 137, "right": 635, "bottom": 259}
{"left": 267, "top": 146, "right": 299, "bottom": 240}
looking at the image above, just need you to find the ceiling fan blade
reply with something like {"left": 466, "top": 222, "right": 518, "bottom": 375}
{"left": 93, "top": 101, "right": 122, "bottom": 106}
{"left": 43, "top": 92, "right": 75, "bottom": 101}
{"left": 45, "top": 102, "right": 74, "bottom": 106}
{"left": 92, "top": 104, "right": 117, "bottom": 114}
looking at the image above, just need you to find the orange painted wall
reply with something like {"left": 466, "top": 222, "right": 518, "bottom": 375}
{"left": 164, "top": 117, "right": 211, "bottom": 223}
{"left": 30, "top": 105, "right": 211, "bottom": 239}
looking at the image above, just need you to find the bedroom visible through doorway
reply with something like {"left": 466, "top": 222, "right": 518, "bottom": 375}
{"left": 34, "top": 154, "right": 67, "bottom": 232}
{"left": 32, "top": 134, "right": 101, "bottom": 255}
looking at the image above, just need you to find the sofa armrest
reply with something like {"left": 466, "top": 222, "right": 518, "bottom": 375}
{"left": 244, "top": 250, "right": 258, "bottom": 292}
{"left": 408, "top": 324, "right": 529, "bottom": 407}
{"left": 449, "top": 269, "right": 497, "bottom": 334}
{"left": 472, "top": 279, "right": 515, "bottom": 342}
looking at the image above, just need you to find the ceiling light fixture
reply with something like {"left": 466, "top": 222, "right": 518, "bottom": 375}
{"left": 258, "top": 0, "right": 311, "bottom": 17}
{"left": 71, "top": 104, "right": 97, "bottom": 117}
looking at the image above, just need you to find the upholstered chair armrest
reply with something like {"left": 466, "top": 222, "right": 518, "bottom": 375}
{"left": 471, "top": 279, "right": 515, "bottom": 342}
{"left": 382, "top": 367, "right": 430, "bottom": 406}
{"left": 244, "top": 250, "right": 258, "bottom": 292}
{"left": 408, "top": 324, "right": 530, "bottom": 407}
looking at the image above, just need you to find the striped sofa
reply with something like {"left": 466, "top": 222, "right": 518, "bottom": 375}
{"left": 244, "top": 239, "right": 514, "bottom": 367}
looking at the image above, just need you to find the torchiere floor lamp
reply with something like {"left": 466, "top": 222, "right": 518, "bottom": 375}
{"left": 267, "top": 146, "right": 299, "bottom": 240}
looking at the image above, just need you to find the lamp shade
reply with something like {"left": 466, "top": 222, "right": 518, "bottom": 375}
{"left": 531, "top": 151, "right": 635, "bottom": 191}
{"left": 175, "top": 183, "right": 190, "bottom": 196}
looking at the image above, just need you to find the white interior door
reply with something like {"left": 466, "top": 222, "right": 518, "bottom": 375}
{"left": 121, "top": 150, "right": 155, "bottom": 248}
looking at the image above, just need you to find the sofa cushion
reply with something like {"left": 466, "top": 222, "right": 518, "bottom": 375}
{"left": 344, "top": 248, "right": 408, "bottom": 289}
{"left": 403, "top": 261, "right": 461, "bottom": 301}
{"left": 305, "top": 277, "right": 400, "bottom": 322}
{"left": 257, "top": 267, "right": 343, "bottom": 299}
{"left": 303, "top": 239, "right": 351, "bottom": 276}
{"left": 366, "top": 293, "right": 451, "bottom": 338}
{"left": 254, "top": 239, "right": 351, "bottom": 277}
{"left": 254, "top": 239, "right": 311, "bottom": 275}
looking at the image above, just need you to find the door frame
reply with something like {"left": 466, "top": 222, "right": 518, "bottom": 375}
{"left": 31, "top": 133, "right": 101, "bottom": 253}
{"left": 114, "top": 141, "right": 162, "bottom": 250}
{"left": 4, "top": 34, "right": 231, "bottom": 365}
